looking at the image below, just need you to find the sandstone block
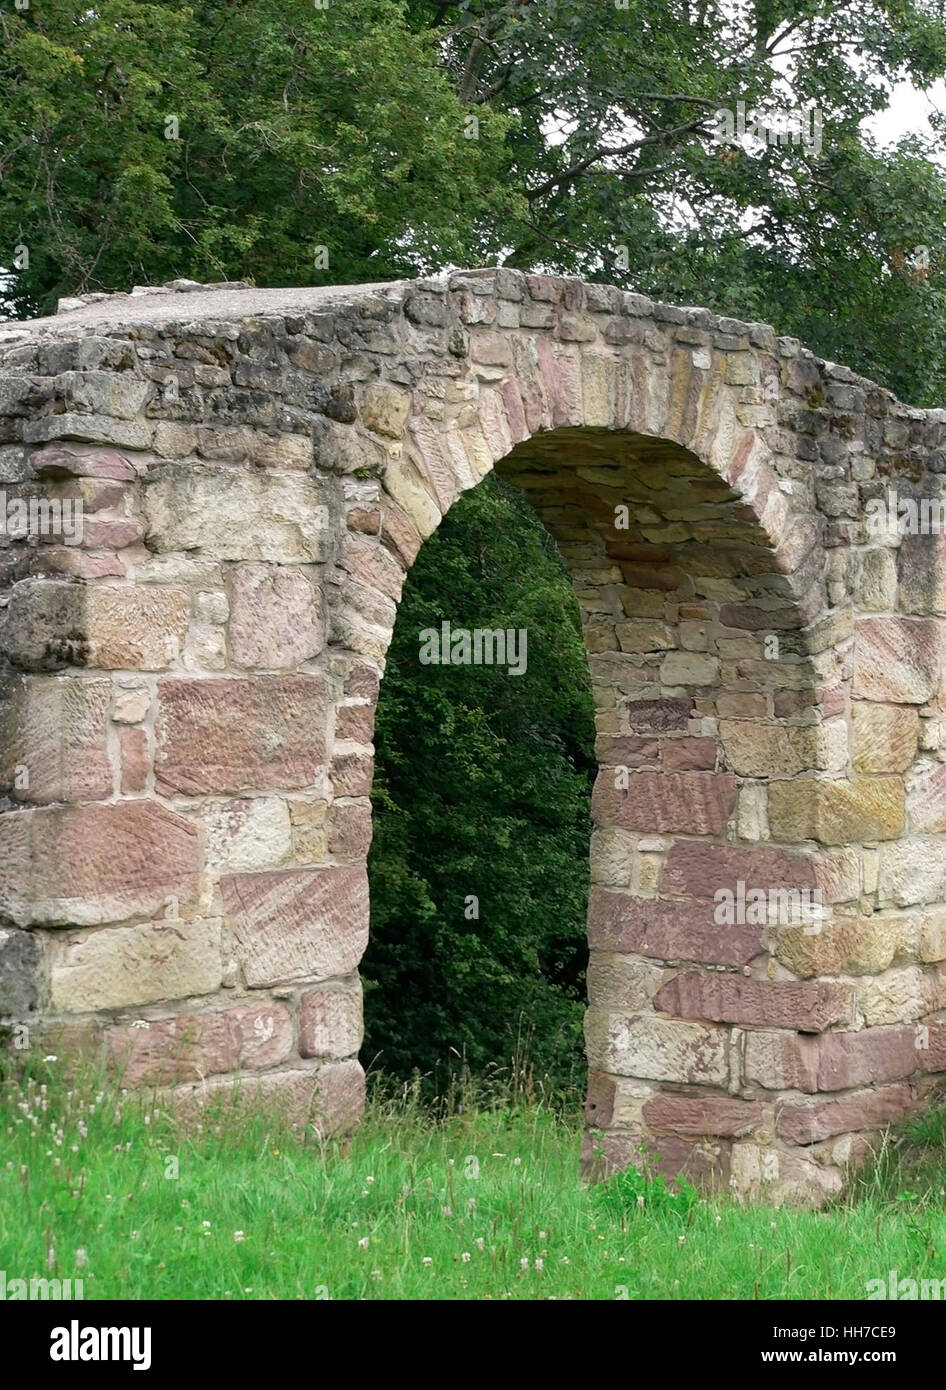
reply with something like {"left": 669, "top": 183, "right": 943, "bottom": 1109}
{"left": 220, "top": 864, "right": 368, "bottom": 986}
{"left": 853, "top": 618, "right": 939, "bottom": 703}
{"left": 228, "top": 564, "right": 324, "bottom": 669}
{"left": 299, "top": 979, "right": 364, "bottom": 1058}
{"left": 584, "top": 1009, "right": 729, "bottom": 1084}
{"left": 0, "top": 800, "right": 200, "bottom": 927}
{"left": 49, "top": 917, "right": 222, "bottom": 1011}
{"left": 154, "top": 675, "right": 326, "bottom": 795}
{"left": 767, "top": 777, "right": 904, "bottom": 845}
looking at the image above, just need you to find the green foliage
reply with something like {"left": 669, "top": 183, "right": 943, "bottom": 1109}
{"left": 592, "top": 1148, "right": 700, "bottom": 1221}
{"left": 0, "top": 0, "right": 516, "bottom": 317}
{"left": 362, "top": 474, "right": 595, "bottom": 1092}
{"left": 7, "top": 1, "right": 946, "bottom": 399}
{"left": 410, "top": 0, "right": 946, "bottom": 403}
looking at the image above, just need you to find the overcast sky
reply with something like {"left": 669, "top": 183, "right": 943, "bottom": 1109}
{"left": 868, "top": 79, "right": 946, "bottom": 155}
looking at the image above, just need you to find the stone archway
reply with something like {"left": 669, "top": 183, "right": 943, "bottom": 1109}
{"left": 1, "top": 268, "right": 945, "bottom": 1205}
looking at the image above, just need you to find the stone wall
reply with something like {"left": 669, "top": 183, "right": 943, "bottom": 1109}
{"left": 1, "top": 268, "right": 946, "bottom": 1203}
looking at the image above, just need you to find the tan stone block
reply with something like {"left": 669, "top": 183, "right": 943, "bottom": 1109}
{"left": 361, "top": 384, "right": 411, "bottom": 438}
{"left": 855, "top": 548, "right": 898, "bottom": 611}
{"left": 857, "top": 967, "right": 926, "bottom": 1026}
{"left": 852, "top": 703, "right": 918, "bottom": 773}
{"left": 49, "top": 917, "right": 223, "bottom": 1011}
{"left": 615, "top": 620, "right": 675, "bottom": 653}
{"left": 919, "top": 908, "right": 946, "bottom": 962}
{"left": 729, "top": 1142, "right": 843, "bottom": 1208}
{"left": 719, "top": 720, "right": 846, "bottom": 777}
{"left": 767, "top": 777, "right": 904, "bottom": 845}
{"left": 659, "top": 651, "right": 720, "bottom": 686}
{"left": 586, "top": 953, "right": 667, "bottom": 1010}
{"left": 736, "top": 784, "right": 768, "bottom": 841}
{"left": 144, "top": 469, "right": 330, "bottom": 562}
{"left": 589, "top": 828, "right": 638, "bottom": 886}
{"left": 584, "top": 1009, "right": 728, "bottom": 1084}
{"left": 772, "top": 910, "right": 917, "bottom": 978}
{"left": 879, "top": 839, "right": 946, "bottom": 907}
{"left": 290, "top": 800, "right": 329, "bottom": 863}
{"left": 112, "top": 689, "right": 150, "bottom": 724}
{"left": 384, "top": 457, "right": 441, "bottom": 538}
{"left": 907, "top": 762, "right": 946, "bottom": 833}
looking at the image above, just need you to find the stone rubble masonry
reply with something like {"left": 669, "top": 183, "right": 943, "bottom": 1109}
{"left": 2, "top": 268, "right": 946, "bottom": 1203}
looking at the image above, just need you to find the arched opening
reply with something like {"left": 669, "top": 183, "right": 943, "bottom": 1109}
{"left": 362, "top": 470, "right": 595, "bottom": 1099}
{"left": 363, "top": 413, "right": 832, "bottom": 1199}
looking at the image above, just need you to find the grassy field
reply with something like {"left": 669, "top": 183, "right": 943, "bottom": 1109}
{"left": 2, "top": 1063, "right": 946, "bottom": 1301}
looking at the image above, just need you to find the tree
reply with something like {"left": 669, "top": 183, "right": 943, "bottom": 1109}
{"left": 409, "top": 0, "right": 946, "bottom": 402}
{"left": 0, "top": 0, "right": 516, "bottom": 318}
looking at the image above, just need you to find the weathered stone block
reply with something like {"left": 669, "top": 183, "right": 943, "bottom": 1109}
{"left": 655, "top": 971, "right": 853, "bottom": 1031}
{"left": 198, "top": 797, "right": 292, "bottom": 874}
{"left": 775, "top": 1085, "right": 917, "bottom": 1144}
{"left": 642, "top": 1094, "right": 764, "bottom": 1139}
{"left": 0, "top": 675, "right": 112, "bottom": 803}
{"left": 853, "top": 618, "right": 940, "bottom": 703}
{"left": 0, "top": 800, "right": 200, "bottom": 927}
{"left": 662, "top": 840, "right": 817, "bottom": 897}
{"left": 108, "top": 1002, "right": 293, "bottom": 1084}
{"left": 228, "top": 564, "right": 324, "bottom": 669}
{"left": 220, "top": 864, "right": 368, "bottom": 986}
{"left": 767, "top": 777, "right": 904, "bottom": 845}
{"left": 587, "top": 888, "right": 763, "bottom": 966}
{"left": 816, "top": 1025, "right": 919, "bottom": 1091}
{"left": 878, "top": 839, "right": 946, "bottom": 907}
{"left": 584, "top": 1009, "right": 729, "bottom": 1084}
{"left": 592, "top": 770, "right": 736, "bottom": 835}
{"left": 144, "top": 468, "right": 330, "bottom": 562}
{"left": 299, "top": 979, "right": 364, "bottom": 1058}
{"left": 719, "top": 719, "right": 846, "bottom": 776}
{"left": 0, "top": 926, "right": 42, "bottom": 1018}
{"left": 154, "top": 675, "right": 326, "bottom": 795}
{"left": 852, "top": 703, "right": 918, "bottom": 773}
{"left": 49, "top": 917, "right": 222, "bottom": 1011}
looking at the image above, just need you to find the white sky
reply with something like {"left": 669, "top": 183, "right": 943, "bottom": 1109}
{"left": 867, "top": 79, "right": 946, "bottom": 154}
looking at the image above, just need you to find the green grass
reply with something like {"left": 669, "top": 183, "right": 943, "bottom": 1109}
{"left": 2, "top": 1064, "right": 946, "bottom": 1301}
